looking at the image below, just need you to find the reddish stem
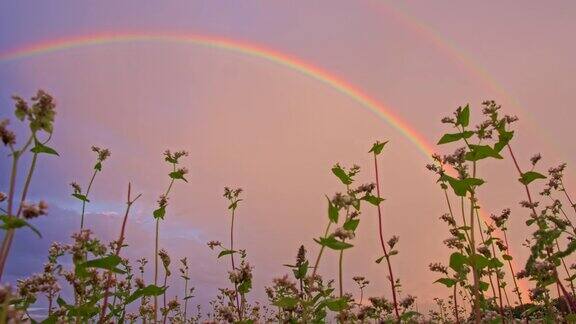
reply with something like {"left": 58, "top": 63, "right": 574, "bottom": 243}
{"left": 373, "top": 153, "right": 400, "bottom": 322}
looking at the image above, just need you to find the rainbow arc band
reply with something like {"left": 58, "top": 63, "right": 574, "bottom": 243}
{"left": 0, "top": 32, "right": 529, "bottom": 299}
{"left": 0, "top": 32, "right": 434, "bottom": 159}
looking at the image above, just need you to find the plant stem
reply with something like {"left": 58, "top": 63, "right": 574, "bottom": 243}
{"left": 488, "top": 233, "right": 505, "bottom": 321}
{"left": 162, "top": 273, "right": 168, "bottom": 324}
{"left": 469, "top": 162, "right": 481, "bottom": 324}
{"left": 154, "top": 166, "right": 176, "bottom": 323}
{"left": 453, "top": 284, "right": 460, "bottom": 324}
{"left": 0, "top": 136, "right": 35, "bottom": 279}
{"left": 99, "top": 183, "right": 141, "bottom": 323}
{"left": 154, "top": 218, "right": 160, "bottom": 323}
{"left": 183, "top": 277, "right": 189, "bottom": 321}
{"left": 311, "top": 221, "right": 332, "bottom": 279}
{"left": 502, "top": 230, "right": 524, "bottom": 306}
{"left": 80, "top": 169, "right": 97, "bottom": 229}
{"left": 373, "top": 153, "right": 400, "bottom": 322}
{"left": 338, "top": 248, "right": 344, "bottom": 298}
{"left": 229, "top": 208, "right": 243, "bottom": 321}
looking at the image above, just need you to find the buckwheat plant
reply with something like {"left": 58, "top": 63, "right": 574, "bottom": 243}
{"left": 429, "top": 104, "right": 516, "bottom": 323}
{"left": 208, "top": 187, "right": 261, "bottom": 323}
{"left": 0, "top": 90, "right": 57, "bottom": 280}
{"left": 482, "top": 101, "right": 576, "bottom": 319}
{"left": 71, "top": 145, "right": 110, "bottom": 230}
{"left": 179, "top": 257, "right": 194, "bottom": 320}
{"left": 267, "top": 244, "right": 338, "bottom": 323}
{"left": 152, "top": 149, "right": 188, "bottom": 322}
{"left": 369, "top": 140, "right": 404, "bottom": 321}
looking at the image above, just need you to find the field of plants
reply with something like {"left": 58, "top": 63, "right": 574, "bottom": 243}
{"left": 2, "top": 90, "right": 576, "bottom": 323}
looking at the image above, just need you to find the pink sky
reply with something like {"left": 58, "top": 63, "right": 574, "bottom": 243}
{"left": 1, "top": 0, "right": 575, "bottom": 312}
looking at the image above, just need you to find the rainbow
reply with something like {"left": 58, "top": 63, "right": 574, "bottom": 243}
{"left": 0, "top": 31, "right": 529, "bottom": 298}
{"left": 0, "top": 32, "right": 436, "bottom": 159}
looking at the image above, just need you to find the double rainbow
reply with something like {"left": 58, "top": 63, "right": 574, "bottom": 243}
{"left": 0, "top": 31, "right": 529, "bottom": 299}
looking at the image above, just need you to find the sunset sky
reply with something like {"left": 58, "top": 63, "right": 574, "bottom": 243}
{"left": 1, "top": 1, "right": 575, "bottom": 312}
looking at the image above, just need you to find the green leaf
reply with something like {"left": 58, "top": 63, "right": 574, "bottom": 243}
{"left": 401, "top": 311, "right": 420, "bottom": 321}
{"left": 519, "top": 171, "right": 546, "bottom": 185}
{"left": 464, "top": 145, "right": 503, "bottom": 161}
{"left": 440, "top": 174, "right": 484, "bottom": 197}
{"left": 94, "top": 161, "right": 102, "bottom": 171}
{"left": 456, "top": 104, "right": 470, "bottom": 127}
{"left": 343, "top": 218, "right": 360, "bottom": 231}
{"left": 15, "top": 107, "right": 26, "bottom": 121}
{"left": 449, "top": 252, "right": 467, "bottom": 273}
{"left": 153, "top": 206, "right": 166, "bottom": 219}
{"left": 228, "top": 199, "right": 242, "bottom": 211}
{"left": 566, "top": 313, "right": 576, "bottom": 323}
{"left": 375, "top": 256, "right": 385, "bottom": 264}
{"left": 479, "top": 281, "right": 490, "bottom": 292}
{"left": 0, "top": 215, "right": 42, "bottom": 238}
{"left": 502, "top": 254, "right": 513, "bottom": 261}
{"left": 437, "top": 131, "right": 474, "bottom": 145}
{"left": 238, "top": 279, "right": 252, "bottom": 294}
{"left": 125, "top": 285, "right": 167, "bottom": 304}
{"left": 468, "top": 254, "right": 490, "bottom": 270}
{"left": 40, "top": 315, "right": 58, "bottom": 324}
{"left": 326, "top": 196, "right": 339, "bottom": 223}
{"left": 72, "top": 193, "right": 90, "bottom": 202}
{"left": 76, "top": 255, "right": 126, "bottom": 278}
{"left": 293, "top": 261, "right": 309, "bottom": 280}
{"left": 31, "top": 141, "right": 59, "bottom": 156}
{"left": 273, "top": 296, "right": 298, "bottom": 309}
{"left": 435, "top": 277, "right": 457, "bottom": 287}
{"left": 494, "top": 130, "right": 514, "bottom": 152}
{"left": 363, "top": 194, "right": 385, "bottom": 206}
{"left": 217, "top": 249, "right": 236, "bottom": 258}
{"left": 169, "top": 170, "right": 188, "bottom": 182}
{"left": 368, "top": 141, "right": 388, "bottom": 155}
{"left": 314, "top": 236, "right": 353, "bottom": 250}
{"left": 56, "top": 296, "right": 67, "bottom": 307}
{"left": 325, "top": 297, "right": 348, "bottom": 311}
{"left": 331, "top": 165, "right": 352, "bottom": 185}
{"left": 487, "top": 257, "right": 504, "bottom": 269}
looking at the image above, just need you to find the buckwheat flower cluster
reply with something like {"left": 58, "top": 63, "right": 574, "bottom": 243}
{"left": 164, "top": 149, "right": 189, "bottom": 164}
{"left": 158, "top": 249, "right": 171, "bottom": 275}
{"left": 399, "top": 295, "right": 416, "bottom": 309}
{"left": 439, "top": 213, "right": 456, "bottom": 227}
{"left": 223, "top": 187, "right": 243, "bottom": 200}
{"left": 21, "top": 201, "right": 48, "bottom": 219}
{"left": 70, "top": 182, "right": 82, "bottom": 195}
{"left": 91, "top": 146, "right": 111, "bottom": 162}
{"left": 490, "top": 208, "right": 511, "bottom": 229}
{"left": 157, "top": 195, "right": 168, "bottom": 209}
{"left": 0, "top": 119, "right": 16, "bottom": 146}
{"left": 17, "top": 268, "right": 60, "bottom": 301}
{"left": 13, "top": 90, "right": 57, "bottom": 133}
{"left": 387, "top": 235, "right": 399, "bottom": 249}
{"left": 429, "top": 262, "right": 448, "bottom": 275}
{"left": 333, "top": 227, "right": 355, "bottom": 240}
{"left": 207, "top": 240, "right": 222, "bottom": 249}
{"left": 352, "top": 276, "right": 369, "bottom": 289}
{"left": 229, "top": 262, "right": 253, "bottom": 285}
{"left": 542, "top": 163, "right": 568, "bottom": 196}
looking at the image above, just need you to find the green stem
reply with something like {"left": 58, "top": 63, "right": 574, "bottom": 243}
{"left": 80, "top": 169, "right": 97, "bottom": 229}
{"left": 230, "top": 208, "right": 242, "bottom": 321}
{"left": 311, "top": 221, "right": 332, "bottom": 279}
{"left": 0, "top": 136, "right": 35, "bottom": 280}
